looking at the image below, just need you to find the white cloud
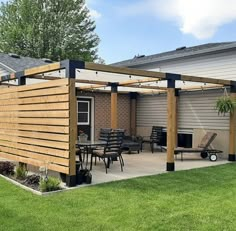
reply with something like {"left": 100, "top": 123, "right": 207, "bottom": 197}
{"left": 89, "top": 9, "right": 102, "bottom": 19}
{"left": 85, "top": 0, "right": 102, "bottom": 20}
{"left": 124, "top": 0, "right": 236, "bottom": 39}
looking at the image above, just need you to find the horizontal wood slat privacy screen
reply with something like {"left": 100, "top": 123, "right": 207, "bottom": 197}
{"left": 0, "top": 78, "right": 76, "bottom": 175}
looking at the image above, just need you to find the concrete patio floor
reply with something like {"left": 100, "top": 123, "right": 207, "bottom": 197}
{"left": 79, "top": 151, "right": 228, "bottom": 186}
{"left": 0, "top": 151, "right": 229, "bottom": 190}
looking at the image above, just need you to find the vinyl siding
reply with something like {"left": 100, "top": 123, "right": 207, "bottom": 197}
{"left": 141, "top": 50, "right": 236, "bottom": 80}
{"left": 178, "top": 90, "right": 229, "bottom": 130}
{"left": 137, "top": 89, "right": 229, "bottom": 131}
{"left": 137, "top": 94, "right": 167, "bottom": 127}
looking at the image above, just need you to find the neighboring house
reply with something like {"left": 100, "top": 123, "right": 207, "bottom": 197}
{"left": 113, "top": 42, "right": 236, "bottom": 156}
{"left": 0, "top": 53, "right": 131, "bottom": 140}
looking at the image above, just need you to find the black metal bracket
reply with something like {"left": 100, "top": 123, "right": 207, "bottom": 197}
{"left": 228, "top": 154, "right": 236, "bottom": 161}
{"left": 166, "top": 162, "right": 175, "bottom": 171}
{"left": 166, "top": 73, "right": 181, "bottom": 89}
{"left": 108, "top": 82, "right": 119, "bottom": 93}
{"left": 60, "top": 60, "right": 85, "bottom": 79}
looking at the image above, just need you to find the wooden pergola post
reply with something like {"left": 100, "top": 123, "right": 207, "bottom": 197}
{"left": 110, "top": 83, "right": 118, "bottom": 129}
{"left": 228, "top": 86, "right": 236, "bottom": 161}
{"left": 166, "top": 75, "right": 179, "bottom": 171}
{"left": 130, "top": 92, "right": 138, "bottom": 136}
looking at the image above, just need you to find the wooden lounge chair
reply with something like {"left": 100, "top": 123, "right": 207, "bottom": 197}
{"left": 174, "top": 132, "right": 222, "bottom": 161}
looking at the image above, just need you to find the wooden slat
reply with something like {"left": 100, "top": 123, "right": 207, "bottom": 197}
{"left": 0, "top": 86, "right": 69, "bottom": 100}
{"left": 0, "top": 102, "right": 69, "bottom": 111}
{"left": 24, "top": 62, "right": 61, "bottom": 76}
{"left": 85, "top": 62, "right": 166, "bottom": 79}
{"left": 0, "top": 152, "right": 69, "bottom": 174}
{"left": 0, "top": 78, "right": 68, "bottom": 95}
{"left": 0, "top": 94, "right": 69, "bottom": 106}
{"left": 0, "top": 134, "right": 69, "bottom": 149}
{"left": 0, "top": 140, "right": 69, "bottom": 158}
{"left": 0, "top": 111, "right": 69, "bottom": 118}
{"left": 0, "top": 129, "right": 69, "bottom": 142}
{"left": 0, "top": 145, "right": 69, "bottom": 166}
{"left": 0, "top": 77, "right": 71, "bottom": 174}
{"left": 0, "top": 123, "right": 69, "bottom": 134}
{"left": 0, "top": 118, "right": 69, "bottom": 125}
{"left": 19, "top": 86, "right": 69, "bottom": 98}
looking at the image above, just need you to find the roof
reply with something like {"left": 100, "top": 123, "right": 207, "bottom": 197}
{"left": 0, "top": 53, "right": 52, "bottom": 75}
{"left": 112, "top": 42, "right": 236, "bottom": 67}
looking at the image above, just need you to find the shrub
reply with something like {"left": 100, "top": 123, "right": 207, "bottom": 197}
{"left": 39, "top": 177, "right": 61, "bottom": 192}
{"left": 0, "top": 161, "right": 15, "bottom": 176}
{"left": 24, "top": 174, "right": 40, "bottom": 185}
{"left": 15, "top": 165, "right": 27, "bottom": 180}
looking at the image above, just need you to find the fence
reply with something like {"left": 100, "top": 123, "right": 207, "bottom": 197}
{"left": 0, "top": 78, "right": 76, "bottom": 175}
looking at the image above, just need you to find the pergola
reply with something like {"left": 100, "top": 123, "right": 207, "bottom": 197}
{"left": 0, "top": 59, "right": 235, "bottom": 185}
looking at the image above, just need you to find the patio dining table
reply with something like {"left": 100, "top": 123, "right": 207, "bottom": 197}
{"left": 76, "top": 140, "right": 107, "bottom": 167}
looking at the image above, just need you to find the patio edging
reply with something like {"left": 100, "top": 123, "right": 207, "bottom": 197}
{"left": 0, "top": 174, "right": 67, "bottom": 196}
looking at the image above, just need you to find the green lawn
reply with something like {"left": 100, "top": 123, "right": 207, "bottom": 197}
{"left": 1, "top": 164, "right": 236, "bottom": 231}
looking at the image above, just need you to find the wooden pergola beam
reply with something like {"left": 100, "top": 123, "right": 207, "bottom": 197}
{"left": 78, "top": 84, "right": 106, "bottom": 90}
{"left": 30, "top": 75, "right": 109, "bottom": 85}
{"left": 181, "top": 74, "right": 231, "bottom": 86}
{"left": 85, "top": 62, "right": 166, "bottom": 79}
{"left": 119, "top": 77, "right": 159, "bottom": 86}
{"left": 128, "top": 84, "right": 167, "bottom": 90}
{"left": 24, "top": 62, "right": 61, "bottom": 76}
{"left": 181, "top": 84, "right": 224, "bottom": 91}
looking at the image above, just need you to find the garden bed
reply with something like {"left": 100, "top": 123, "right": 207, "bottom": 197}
{"left": 0, "top": 161, "right": 65, "bottom": 195}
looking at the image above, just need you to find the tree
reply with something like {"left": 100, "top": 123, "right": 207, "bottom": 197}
{"left": 0, "top": 0, "right": 100, "bottom": 62}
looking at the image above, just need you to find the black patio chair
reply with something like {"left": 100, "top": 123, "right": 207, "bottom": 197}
{"left": 99, "top": 128, "right": 112, "bottom": 141}
{"left": 141, "top": 126, "right": 163, "bottom": 153}
{"left": 90, "top": 130, "right": 124, "bottom": 173}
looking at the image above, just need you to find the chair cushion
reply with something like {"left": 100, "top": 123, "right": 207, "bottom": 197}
{"left": 93, "top": 149, "right": 104, "bottom": 157}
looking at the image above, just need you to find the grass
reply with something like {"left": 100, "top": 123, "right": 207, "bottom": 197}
{"left": 1, "top": 163, "right": 236, "bottom": 231}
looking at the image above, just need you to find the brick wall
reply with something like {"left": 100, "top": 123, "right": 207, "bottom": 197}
{"left": 77, "top": 91, "right": 131, "bottom": 139}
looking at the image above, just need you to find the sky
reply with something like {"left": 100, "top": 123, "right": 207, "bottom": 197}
{"left": 86, "top": 0, "right": 236, "bottom": 64}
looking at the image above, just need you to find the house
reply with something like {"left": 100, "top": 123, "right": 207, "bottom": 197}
{"left": 112, "top": 42, "right": 236, "bottom": 156}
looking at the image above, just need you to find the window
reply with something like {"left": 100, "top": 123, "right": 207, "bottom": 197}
{"left": 77, "top": 101, "right": 90, "bottom": 125}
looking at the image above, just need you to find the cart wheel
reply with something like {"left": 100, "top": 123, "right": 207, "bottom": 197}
{"left": 209, "top": 154, "right": 217, "bottom": 162}
{"left": 200, "top": 151, "right": 208, "bottom": 159}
